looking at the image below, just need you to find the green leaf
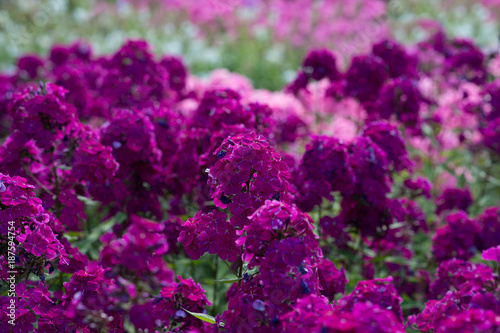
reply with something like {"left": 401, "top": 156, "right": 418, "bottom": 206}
{"left": 362, "top": 248, "right": 376, "bottom": 257}
{"left": 63, "top": 231, "right": 81, "bottom": 242}
{"left": 486, "top": 176, "right": 500, "bottom": 187}
{"left": 457, "top": 173, "right": 466, "bottom": 188}
{"left": 74, "top": 213, "right": 127, "bottom": 253}
{"left": 384, "top": 256, "right": 410, "bottom": 266}
{"left": 421, "top": 123, "right": 439, "bottom": 147}
{"left": 112, "top": 212, "right": 129, "bottom": 224}
{"left": 388, "top": 222, "right": 406, "bottom": 230}
{"left": 215, "top": 277, "right": 241, "bottom": 283}
{"left": 77, "top": 195, "right": 100, "bottom": 207}
{"left": 441, "top": 164, "right": 456, "bottom": 177}
{"left": 181, "top": 308, "right": 216, "bottom": 324}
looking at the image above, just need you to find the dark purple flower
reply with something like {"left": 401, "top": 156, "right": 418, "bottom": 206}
{"left": 343, "top": 54, "right": 387, "bottom": 104}
{"left": 435, "top": 187, "right": 473, "bottom": 215}
{"left": 302, "top": 49, "right": 340, "bottom": 81}
{"left": 432, "top": 211, "right": 481, "bottom": 262}
{"left": 372, "top": 39, "right": 417, "bottom": 78}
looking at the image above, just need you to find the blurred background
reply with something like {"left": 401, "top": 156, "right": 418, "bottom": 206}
{"left": 1, "top": 0, "right": 499, "bottom": 90}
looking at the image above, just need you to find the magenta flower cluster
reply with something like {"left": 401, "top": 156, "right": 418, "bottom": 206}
{"left": 1, "top": 28, "right": 500, "bottom": 333}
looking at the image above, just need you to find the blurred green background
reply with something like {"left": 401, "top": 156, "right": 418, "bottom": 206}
{"left": 0, "top": 0, "right": 498, "bottom": 90}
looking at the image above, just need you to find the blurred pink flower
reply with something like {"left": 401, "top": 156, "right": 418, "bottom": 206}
{"left": 482, "top": 245, "right": 500, "bottom": 263}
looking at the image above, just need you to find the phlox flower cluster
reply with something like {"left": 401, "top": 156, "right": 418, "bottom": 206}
{"left": 2, "top": 28, "right": 500, "bottom": 333}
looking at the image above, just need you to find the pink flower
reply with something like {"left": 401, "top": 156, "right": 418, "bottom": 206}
{"left": 482, "top": 245, "right": 500, "bottom": 263}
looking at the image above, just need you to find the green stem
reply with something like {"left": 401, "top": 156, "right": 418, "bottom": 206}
{"left": 237, "top": 253, "right": 244, "bottom": 288}
{"left": 317, "top": 205, "right": 322, "bottom": 239}
{"left": 222, "top": 260, "right": 238, "bottom": 277}
{"left": 23, "top": 166, "right": 55, "bottom": 197}
{"left": 358, "top": 233, "right": 365, "bottom": 259}
{"left": 212, "top": 256, "right": 219, "bottom": 315}
{"left": 475, "top": 156, "right": 496, "bottom": 213}
{"left": 50, "top": 154, "right": 62, "bottom": 219}
{"left": 190, "top": 260, "right": 195, "bottom": 279}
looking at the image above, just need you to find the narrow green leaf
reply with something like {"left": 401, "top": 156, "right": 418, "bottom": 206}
{"left": 486, "top": 176, "right": 500, "bottom": 187}
{"left": 384, "top": 256, "right": 410, "bottom": 266}
{"left": 77, "top": 195, "right": 100, "bottom": 206}
{"left": 388, "top": 222, "right": 405, "bottom": 230}
{"left": 362, "top": 248, "right": 376, "bottom": 257}
{"left": 74, "top": 214, "right": 126, "bottom": 253}
{"left": 457, "top": 173, "right": 466, "bottom": 188}
{"left": 215, "top": 278, "right": 241, "bottom": 283}
{"left": 181, "top": 308, "right": 216, "bottom": 324}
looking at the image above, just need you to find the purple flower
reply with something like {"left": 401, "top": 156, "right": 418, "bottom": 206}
{"left": 8, "top": 83, "right": 78, "bottom": 150}
{"left": 343, "top": 54, "right": 387, "bottom": 104}
{"left": 209, "top": 132, "right": 292, "bottom": 227}
{"left": 179, "top": 210, "right": 240, "bottom": 262}
{"left": 432, "top": 211, "right": 481, "bottom": 262}
{"left": 404, "top": 177, "right": 433, "bottom": 199}
{"left": 368, "top": 78, "right": 424, "bottom": 128}
{"left": 436, "top": 309, "right": 500, "bottom": 332}
{"left": 302, "top": 49, "right": 340, "bottom": 81}
{"left": 482, "top": 245, "right": 500, "bottom": 263}
{"left": 478, "top": 207, "right": 500, "bottom": 250}
{"left": 16, "top": 55, "right": 45, "bottom": 79}
{"left": 480, "top": 117, "right": 500, "bottom": 155}
{"left": 336, "top": 277, "right": 404, "bottom": 323}
{"left": 154, "top": 275, "right": 211, "bottom": 328}
{"left": 159, "top": 55, "right": 188, "bottom": 93}
{"left": 435, "top": 187, "right": 473, "bottom": 215}
{"left": 293, "top": 135, "right": 354, "bottom": 212}
{"left": 317, "top": 259, "right": 347, "bottom": 302}
{"left": 429, "top": 259, "right": 494, "bottom": 300}
{"left": 361, "top": 121, "right": 413, "bottom": 172}
{"left": 372, "top": 39, "right": 417, "bottom": 78}
{"left": 444, "top": 41, "right": 486, "bottom": 84}
{"left": 72, "top": 131, "right": 119, "bottom": 184}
